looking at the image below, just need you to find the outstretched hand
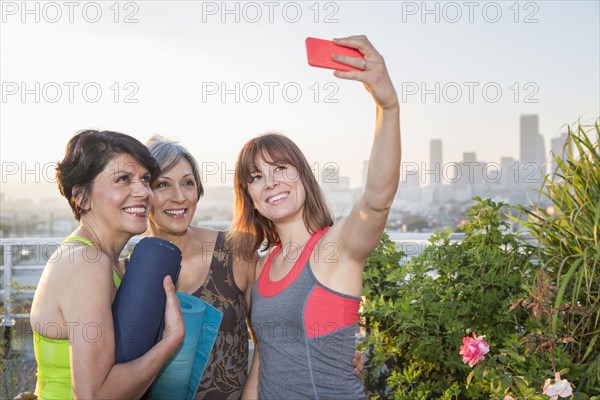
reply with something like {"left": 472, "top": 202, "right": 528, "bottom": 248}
{"left": 331, "top": 35, "right": 399, "bottom": 111}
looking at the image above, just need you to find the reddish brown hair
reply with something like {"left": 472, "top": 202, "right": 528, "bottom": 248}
{"left": 228, "top": 133, "right": 333, "bottom": 260}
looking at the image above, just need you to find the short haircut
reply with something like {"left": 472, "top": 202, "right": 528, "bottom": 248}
{"left": 145, "top": 135, "right": 204, "bottom": 201}
{"left": 56, "top": 129, "right": 160, "bottom": 221}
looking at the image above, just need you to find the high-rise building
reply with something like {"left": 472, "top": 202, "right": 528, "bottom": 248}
{"left": 500, "top": 156, "right": 518, "bottom": 188}
{"left": 430, "top": 139, "right": 442, "bottom": 186}
{"left": 455, "top": 152, "right": 485, "bottom": 188}
{"left": 536, "top": 134, "right": 546, "bottom": 177}
{"left": 519, "top": 114, "right": 546, "bottom": 182}
{"left": 429, "top": 139, "right": 442, "bottom": 204}
{"left": 463, "top": 152, "right": 476, "bottom": 163}
{"left": 520, "top": 115, "right": 539, "bottom": 164}
{"left": 403, "top": 169, "right": 420, "bottom": 188}
{"left": 550, "top": 133, "right": 569, "bottom": 174}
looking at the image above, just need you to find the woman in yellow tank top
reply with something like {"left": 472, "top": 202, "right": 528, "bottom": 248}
{"left": 28, "top": 130, "right": 185, "bottom": 399}
{"left": 31, "top": 236, "right": 121, "bottom": 400}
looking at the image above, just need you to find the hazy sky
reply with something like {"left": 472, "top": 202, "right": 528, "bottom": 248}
{"left": 1, "top": 0, "right": 599, "bottom": 190}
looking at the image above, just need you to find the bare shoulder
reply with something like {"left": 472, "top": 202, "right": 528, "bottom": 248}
{"left": 57, "top": 245, "right": 115, "bottom": 318}
{"left": 47, "top": 242, "right": 112, "bottom": 280}
{"left": 254, "top": 252, "right": 270, "bottom": 280}
{"left": 313, "top": 221, "right": 365, "bottom": 296}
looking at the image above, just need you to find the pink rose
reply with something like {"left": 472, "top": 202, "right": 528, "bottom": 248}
{"left": 459, "top": 332, "right": 490, "bottom": 367}
{"left": 503, "top": 396, "right": 515, "bottom": 400}
{"left": 543, "top": 372, "right": 573, "bottom": 400}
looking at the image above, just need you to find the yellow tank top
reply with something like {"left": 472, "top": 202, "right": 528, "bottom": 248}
{"left": 34, "top": 236, "right": 122, "bottom": 399}
{"left": 33, "top": 332, "right": 73, "bottom": 400}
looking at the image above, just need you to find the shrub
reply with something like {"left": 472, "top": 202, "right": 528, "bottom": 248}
{"left": 361, "top": 121, "right": 600, "bottom": 399}
{"left": 362, "top": 198, "right": 535, "bottom": 399}
{"left": 515, "top": 122, "right": 599, "bottom": 395}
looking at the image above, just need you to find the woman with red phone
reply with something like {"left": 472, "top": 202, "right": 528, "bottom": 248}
{"left": 234, "top": 35, "right": 400, "bottom": 399}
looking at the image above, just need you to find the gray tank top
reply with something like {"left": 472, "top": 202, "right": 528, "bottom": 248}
{"left": 251, "top": 228, "right": 367, "bottom": 399}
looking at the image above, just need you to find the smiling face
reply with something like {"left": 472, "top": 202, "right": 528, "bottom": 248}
{"left": 149, "top": 158, "right": 198, "bottom": 236}
{"left": 231, "top": 133, "right": 334, "bottom": 259}
{"left": 83, "top": 153, "right": 153, "bottom": 236}
{"left": 247, "top": 157, "right": 306, "bottom": 224}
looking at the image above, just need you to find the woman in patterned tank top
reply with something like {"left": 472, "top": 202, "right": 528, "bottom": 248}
{"left": 230, "top": 36, "right": 401, "bottom": 399}
{"left": 146, "top": 137, "right": 256, "bottom": 400}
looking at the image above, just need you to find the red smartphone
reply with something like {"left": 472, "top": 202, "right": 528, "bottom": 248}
{"left": 305, "top": 37, "right": 363, "bottom": 72}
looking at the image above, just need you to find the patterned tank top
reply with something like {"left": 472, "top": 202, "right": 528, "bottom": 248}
{"left": 192, "top": 231, "right": 249, "bottom": 400}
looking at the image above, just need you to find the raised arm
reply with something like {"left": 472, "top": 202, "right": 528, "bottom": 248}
{"left": 332, "top": 35, "right": 401, "bottom": 262}
{"left": 61, "top": 254, "right": 184, "bottom": 399}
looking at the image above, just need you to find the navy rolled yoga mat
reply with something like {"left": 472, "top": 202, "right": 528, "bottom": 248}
{"left": 146, "top": 292, "right": 224, "bottom": 400}
{"left": 112, "top": 237, "right": 182, "bottom": 363}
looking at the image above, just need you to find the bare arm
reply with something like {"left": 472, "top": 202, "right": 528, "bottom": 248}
{"left": 242, "top": 253, "right": 264, "bottom": 400}
{"left": 331, "top": 35, "right": 401, "bottom": 263}
{"left": 244, "top": 256, "right": 256, "bottom": 314}
{"left": 61, "top": 254, "right": 184, "bottom": 399}
{"left": 241, "top": 342, "right": 260, "bottom": 400}
{"left": 241, "top": 254, "right": 265, "bottom": 399}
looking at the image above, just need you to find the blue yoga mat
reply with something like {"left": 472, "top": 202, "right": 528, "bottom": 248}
{"left": 146, "top": 292, "right": 223, "bottom": 400}
{"left": 112, "top": 237, "right": 182, "bottom": 363}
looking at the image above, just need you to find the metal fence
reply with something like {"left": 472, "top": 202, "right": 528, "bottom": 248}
{"left": 1, "top": 233, "right": 468, "bottom": 332}
{"left": 1, "top": 238, "right": 57, "bottom": 329}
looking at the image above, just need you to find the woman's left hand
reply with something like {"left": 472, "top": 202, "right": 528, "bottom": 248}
{"left": 331, "top": 35, "right": 399, "bottom": 111}
{"left": 353, "top": 350, "right": 366, "bottom": 379}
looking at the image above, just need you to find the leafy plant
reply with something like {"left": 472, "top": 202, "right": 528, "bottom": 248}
{"left": 515, "top": 122, "right": 600, "bottom": 394}
{"left": 362, "top": 198, "right": 535, "bottom": 399}
{"left": 360, "top": 121, "right": 600, "bottom": 399}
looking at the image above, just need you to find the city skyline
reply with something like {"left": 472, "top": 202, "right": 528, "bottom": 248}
{"left": 0, "top": 110, "right": 591, "bottom": 238}
{"left": 0, "top": 111, "right": 579, "bottom": 199}
{"left": 1, "top": 1, "right": 598, "bottom": 191}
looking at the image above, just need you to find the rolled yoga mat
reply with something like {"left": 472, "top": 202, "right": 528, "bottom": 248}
{"left": 112, "top": 237, "right": 182, "bottom": 363}
{"left": 146, "top": 292, "right": 224, "bottom": 400}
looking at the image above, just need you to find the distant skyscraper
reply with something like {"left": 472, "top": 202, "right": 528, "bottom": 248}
{"left": 520, "top": 114, "right": 546, "bottom": 181}
{"left": 463, "top": 152, "right": 476, "bottom": 163}
{"left": 429, "top": 139, "right": 442, "bottom": 203}
{"left": 550, "top": 133, "right": 569, "bottom": 174}
{"left": 520, "top": 114, "right": 538, "bottom": 164}
{"left": 430, "top": 139, "right": 442, "bottom": 186}
{"left": 536, "top": 134, "right": 546, "bottom": 177}
{"left": 403, "top": 168, "right": 420, "bottom": 188}
{"left": 501, "top": 156, "right": 518, "bottom": 188}
{"left": 456, "top": 152, "right": 485, "bottom": 188}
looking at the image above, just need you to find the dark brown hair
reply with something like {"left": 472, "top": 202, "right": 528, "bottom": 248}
{"left": 56, "top": 129, "right": 160, "bottom": 220}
